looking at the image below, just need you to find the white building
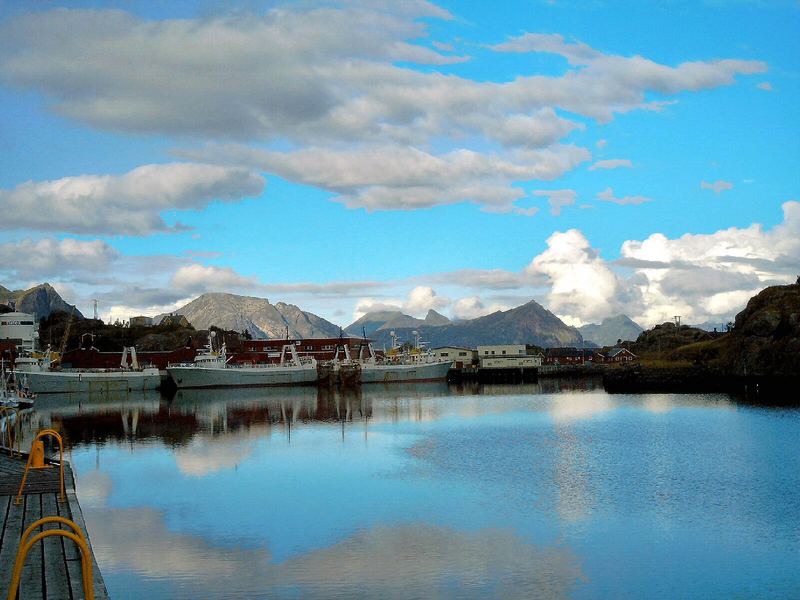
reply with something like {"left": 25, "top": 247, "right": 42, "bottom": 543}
{"left": 0, "top": 311, "right": 39, "bottom": 352}
{"left": 433, "top": 347, "right": 477, "bottom": 368}
{"left": 477, "top": 344, "right": 542, "bottom": 369}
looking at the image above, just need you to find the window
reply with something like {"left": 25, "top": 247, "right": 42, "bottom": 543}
{"left": 491, "top": 350, "right": 495, "bottom": 355}
{"left": 459, "top": 352, "right": 467, "bottom": 356}
{"left": 502, "top": 350, "right": 506, "bottom": 355}
{"left": 440, "top": 352, "right": 449, "bottom": 357}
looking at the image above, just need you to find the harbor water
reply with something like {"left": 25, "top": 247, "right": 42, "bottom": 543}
{"left": 21, "top": 380, "right": 800, "bottom": 599}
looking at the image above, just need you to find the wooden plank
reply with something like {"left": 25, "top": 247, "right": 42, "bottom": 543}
{"left": 0, "top": 495, "right": 26, "bottom": 597}
{"left": 19, "top": 493, "right": 44, "bottom": 600}
{"left": 42, "top": 493, "right": 71, "bottom": 600}
{"left": 56, "top": 492, "right": 82, "bottom": 600}
{"left": 65, "top": 492, "right": 108, "bottom": 600}
{"left": 0, "top": 495, "right": 11, "bottom": 556}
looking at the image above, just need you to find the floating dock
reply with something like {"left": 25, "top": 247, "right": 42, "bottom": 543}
{"left": 0, "top": 448, "right": 109, "bottom": 600}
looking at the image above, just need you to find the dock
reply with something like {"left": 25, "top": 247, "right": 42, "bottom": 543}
{"left": 0, "top": 448, "right": 109, "bottom": 600}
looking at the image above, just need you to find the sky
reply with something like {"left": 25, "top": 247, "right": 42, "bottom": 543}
{"left": 0, "top": 0, "right": 798, "bottom": 329}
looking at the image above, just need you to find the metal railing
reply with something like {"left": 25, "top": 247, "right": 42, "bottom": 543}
{"left": 15, "top": 429, "right": 66, "bottom": 504}
{"left": 6, "top": 516, "right": 94, "bottom": 600}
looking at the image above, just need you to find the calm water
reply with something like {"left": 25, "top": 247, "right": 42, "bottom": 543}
{"left": 24, "top": 380, "right": 800, "bottom": 599}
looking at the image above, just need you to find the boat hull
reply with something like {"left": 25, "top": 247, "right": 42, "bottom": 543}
{"left": 167, "top": 364, "right": 319, "bottom": 388}
{"left": 20, "top": 370, "right": 161, "bottom": 394}
{"left": 358, "top": 360, "right": 453, "bottom": 384}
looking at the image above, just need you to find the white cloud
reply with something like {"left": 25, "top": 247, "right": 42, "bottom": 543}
{"left": 0, "top": 163, "right": 264, "bottom": 235}
{"left": 700, "top": 180, "right": 734, "bottom": 194}
{"left": 526, "top": 229, "right": 632, "bottom": 325}
{"left": 588, "top": 159, "right": 632, "bottom": 171}
{"left": 532, "top": 189, "right": 577, "bottom": 216}
{"left": 183, "top": 143, "right": 590, "bottom": 213}
{"left": 618, "top": 200, "right": 800, "bottom": 325}
{"left": 597, "top": 187, "right": 652, "bottom": 205}
{"left": 452, "top": 296, "right": 509, "bottom": 320}
{"left": 595, "top": 139, "right": 607, "bottom": 149}
{"left": 403, "top": 286, "right": 449, "bottom": 316}
{"left": 170, "top": 264, "right": 259, "bottom": 294}
{"left": 0, "top": 8, "right": 766, "bottom": 218}
{"left": 757, "top": 81, "right": 773, "bottom": 91}
{"left": 0, "top": 238, "right": 118, "bottom": 278}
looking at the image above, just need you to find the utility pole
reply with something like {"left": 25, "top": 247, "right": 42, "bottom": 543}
{"left": 92, "top": 299, "right": 99, "bottom": 320}
{"left": 673, "top": 315, "right": 681, "bottom": 327}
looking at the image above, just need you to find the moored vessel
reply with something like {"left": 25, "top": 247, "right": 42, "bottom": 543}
{"left": 167, "top": 333, "right": 319, "bottom": 388}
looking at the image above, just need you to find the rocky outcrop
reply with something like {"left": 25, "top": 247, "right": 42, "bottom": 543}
{"left": 724, "top": 281, "right": 800, "bottom": 377}
{"left": 159, "top": 293, "right": 340, "bottom": 339}
{"left": 0, "top": 283, "right": 83, "bottom": 320}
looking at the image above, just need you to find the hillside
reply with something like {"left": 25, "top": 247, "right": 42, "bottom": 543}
{"left": 363, "top": 300, "right": 581, "bottom": 349}
{"left": 578, "top": 315, "right": 643, "bottom": 346}
{"left": 0, "top": 282, "right": 83, "bottom": 320}
{"left": 158, "top": 293, "right": 340, "bottom": 339}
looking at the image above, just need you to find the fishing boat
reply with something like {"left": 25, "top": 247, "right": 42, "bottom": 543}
{"left": 1, "top": 360, "right": 36, "bottom": 408}
{"left": 167, "top": 332, "right": 319, "bottom": 388}
{"left": 13, "top": 347, "right": 161, "bottom": 394}
{"left": 331, "top": 331, "right": 453, "bottom": 384}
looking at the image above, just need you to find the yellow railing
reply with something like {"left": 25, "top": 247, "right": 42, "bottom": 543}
{"left": 6, "top": 516, "right": 94, "bottom": 600}
{"left": 15, "top": 429, "right": 66, "bottom": 505}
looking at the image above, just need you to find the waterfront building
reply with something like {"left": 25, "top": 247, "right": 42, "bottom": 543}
{"left": 477, "top": 344, "right": 543, "bottom": 369}
{"left": 433, "top": 346, "right": 477, "bottom": 368}
{"left": 0, "top": 311, "right": 38, "bottom": 352}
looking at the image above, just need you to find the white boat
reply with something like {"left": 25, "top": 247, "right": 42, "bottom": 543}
{"left": 13, "top": 347, "right": 161, "bottom": 394}
{"left": 167, "top": 333, "right": 319, "bottom": 389}
{"left": 1, "top": 360, "right": 36, "bottom": 408}
{"left": 331, "top": 332, "right": 454, "bottom": 384}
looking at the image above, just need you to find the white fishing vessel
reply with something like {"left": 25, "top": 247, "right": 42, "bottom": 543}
{"left": 332, "top": 331, "right": 453, "bottom": 384}
{"left": 1, "top": 360, "right": 35, "bottom": 408}
{"left": 167, "top": 332, "right": 319, "bottom": 389}
{"left": 13, "top": 347, "right": 161, "bottom": 394}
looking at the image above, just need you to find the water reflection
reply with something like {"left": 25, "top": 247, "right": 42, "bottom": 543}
{"left": 16, "top": 382, "right": 800, "bottom": 598}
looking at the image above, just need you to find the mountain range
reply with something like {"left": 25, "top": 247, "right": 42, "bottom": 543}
{"left": 0, "top": 283, "right": 83, "bottom": 320}
{"left": 347, "top": 300, "right": 583, "bottom": 349}
{"left": 577, "top": 315, "right": 643, "bottom": 346}
{"left": 345, "top": 309, "right": 451, "bottom": 337}
{"left": 2, "top": 282, "right": 645, "bottom": 349}
{"left": 156, "top": 293, "right": 341, "bottom": 339}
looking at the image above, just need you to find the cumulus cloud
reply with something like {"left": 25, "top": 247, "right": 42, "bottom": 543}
{"left": 403, "top": 286, "right": 449, "bottom": 315}
{"left": 0, "top": 8, "right": 765, "bottom": 215}
{"left": 597, "top": 187, "right": 652, "bottom": 205}
{"left": 588, "top": 159, "right": 632, "bottom": 171}
{"left": 526, "top": 229, "right": 633, "bottom": 325}
{"left": 170, "top": 264, "right": 260, "bottom": 294}
{"left": 0, "top": 238, "right": 118, "bottom": 279}
{"left": 532, "top": 189, "right": 577, "bottom": 216}
{"left": 700, "top": 180, "right": 733, "bottom": 194}
{"left": 0, "top": 163, "right": 265, "bottom": 235}
{"left": 618, "top": 200, "right": 800, "bottom": 325}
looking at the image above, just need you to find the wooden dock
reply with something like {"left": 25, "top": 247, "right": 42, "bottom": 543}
{"left": 0, "top": 449, "right": 109, "bottom": 600}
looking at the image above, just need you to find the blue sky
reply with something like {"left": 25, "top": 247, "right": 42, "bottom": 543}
{"left": 0, "top": 0, "right": 798, "bottom": 328}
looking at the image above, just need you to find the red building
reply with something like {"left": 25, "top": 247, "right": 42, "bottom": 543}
{"left": 597, "top": 347, "right": 637, "bottom": 364}
{"left": 543, "top": 347, "right": 596, "bottom": 365}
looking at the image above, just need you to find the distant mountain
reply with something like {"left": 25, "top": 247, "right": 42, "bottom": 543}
{"left": 364, "top": 300, "right": 581, "bottom": 349}
{"left": 691, "top": 320, "right": 728, "bottom": 333}
{"left": 578, "top": 315, "right": 643, "bottom": 346}
{"left": 0, "top": 283, "right": 83, "bottom": 320}
{"left": 157, "top": 293, "right": 340, "bottom": 339}
{"left": 345, "top": 308, "right": 451, "bottom": 337}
